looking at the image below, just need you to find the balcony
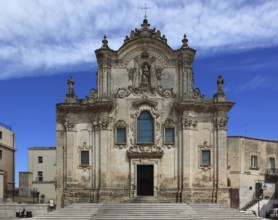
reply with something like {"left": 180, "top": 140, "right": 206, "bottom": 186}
{"left": 265, "top": 168, "right": 278, "bottom": 183}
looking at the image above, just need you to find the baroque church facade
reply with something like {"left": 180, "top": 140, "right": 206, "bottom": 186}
{"left": 56, "top": 18, "right": 235, "bottom": 208}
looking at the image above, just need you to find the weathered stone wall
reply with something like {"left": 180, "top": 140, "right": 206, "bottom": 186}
{"left": 19, "top": 172, "right": 32, "bottom": 197}
{"left": 56, "top": 19, "right": 233, "bottom": 208}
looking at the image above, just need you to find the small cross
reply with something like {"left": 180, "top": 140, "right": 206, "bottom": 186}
{"left": 141, "top": 3, "right": 150, "bottom": 19}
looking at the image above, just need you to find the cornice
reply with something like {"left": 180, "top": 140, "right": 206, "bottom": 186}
{"left": 174, "top": 100, "right": 234, "bottom": 113}
{"left": 56, "top": 100, "right": 114, "bottom": 113}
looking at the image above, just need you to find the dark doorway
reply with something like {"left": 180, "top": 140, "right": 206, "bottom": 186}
{"left": 230, "top": 188, "right": 239, "bottom": 208}
{"left": 137, "top": 165, "right": 154, "bottom": 196}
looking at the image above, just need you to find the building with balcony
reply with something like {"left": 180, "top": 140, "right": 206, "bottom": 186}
{"left": 228, "top": 136, "right": 278, "bottom": 214}
{"left": 0, "top": 123, "right": 15, "bottom": 202}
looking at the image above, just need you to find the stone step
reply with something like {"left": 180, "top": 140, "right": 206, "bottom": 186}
{"left": 31, "top": 202, "right": 262, "bottom": 220}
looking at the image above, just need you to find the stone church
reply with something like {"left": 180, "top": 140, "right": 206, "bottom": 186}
{"left": 56, "top": 17, "right": 235, "bottom": 208}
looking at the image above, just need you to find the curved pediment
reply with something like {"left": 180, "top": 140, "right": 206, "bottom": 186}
{"left": 132, "top": 98, "right": 158, "bottom": 108}
{"left": 117, "top": 19, "right": 174, "bottom": 64}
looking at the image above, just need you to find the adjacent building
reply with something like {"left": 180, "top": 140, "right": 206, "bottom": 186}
{"left": 227, "top": 136, "right": 278, "bottom": 210}
{"left": 0, "top": 123, "right": 16, "bottom": 202}
{"left": 27, "top": 147, "right": 56, "bottom": 203}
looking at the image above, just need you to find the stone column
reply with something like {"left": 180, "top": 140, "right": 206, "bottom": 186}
{"left": 215, "top": 115, "right": 230, "bottom": 205}
{"left": 215, "top": 116, "right": 228, "bottom": 187}
{"left": 56, "top": 120, "right": 65, "bottom": 209}
{"left": 91, "top": 116, "right": 112, "bottom": 202}
{"left": 181, "top": 115, "right": 198, "bottom": 202}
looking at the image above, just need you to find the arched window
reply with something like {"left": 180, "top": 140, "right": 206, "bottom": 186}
{"left": 137, "top": 111, "right": 154, "bottom": 143}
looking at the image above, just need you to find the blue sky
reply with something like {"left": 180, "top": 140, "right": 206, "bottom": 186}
{"left": 0, "top": 0, "right": 277, "bottom": 186}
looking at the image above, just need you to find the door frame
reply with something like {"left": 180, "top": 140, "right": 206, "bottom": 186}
{"left": 130, "top": 158, "right": 160, "bottom": 197}
{"left": 137, "top": 164, "right": 154, "bottom": 196}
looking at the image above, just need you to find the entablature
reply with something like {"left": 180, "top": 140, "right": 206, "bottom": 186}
{"left": 174, "top": 100, "right": 234, "bottom": 113}
{"left": 56, "top": 100, "right": 114, "bottom": 113}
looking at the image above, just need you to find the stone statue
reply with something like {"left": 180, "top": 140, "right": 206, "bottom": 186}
{"left": 217, "top": 75, "right": 224, "bottom": 92}
{"left": 141, "top": 64, "right": 150, "bottom": 85}
{"left": 213, "top": 75, "right": 226, "bottom": 102}
{"left": 67, "top": 76, "right": 75, "bottom": 95}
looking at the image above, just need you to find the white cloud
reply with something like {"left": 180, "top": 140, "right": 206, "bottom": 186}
{"left": 0, "top": 0, "right": 278, "bottom": 79}
{"left": 237, "top": 75, "right": 267, "bottom": 92}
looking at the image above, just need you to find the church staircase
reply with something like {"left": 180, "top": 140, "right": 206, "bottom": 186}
{"left": 30, "top": 201, "right": 262, "bottom": 220}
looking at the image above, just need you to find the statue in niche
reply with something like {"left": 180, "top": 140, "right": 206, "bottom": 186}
{"left": 128, "top": 56, "right": 161, "bottom": 89}
{"left": 141, "top": 64, "right": 150, "bottom": 85}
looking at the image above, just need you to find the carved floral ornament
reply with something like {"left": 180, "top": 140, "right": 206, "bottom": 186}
{"left": 128, "top": 145, "right": 163, "bottom": 154}
{"left": 164, "top": 119, "right": 174, "bottom": 128}
{"left": 183, "top": 118, "right": 198, "bottom": 130}
{"left": 78, "top": 142, "right": 93, "bottom": 151}
{"left": 216, "top": 118, "right": 228, "bottom": 130}
{"left": 91, "top": 117, "right": 112, "bottom": 130}
{"left": 63, "top": 113, "right": 77, "bottom": 131}
{"left": 115, "top": 120, "right": 127, "bottom": 128}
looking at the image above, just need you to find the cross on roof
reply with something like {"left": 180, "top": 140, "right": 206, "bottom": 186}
{"left": 141, "top": 3, "right": 150, "bottom": 19}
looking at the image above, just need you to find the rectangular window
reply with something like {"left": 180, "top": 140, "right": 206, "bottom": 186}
{"left": 81, "top": 151, "right": 89, "bottom": 166}
{"left": 37, "top": 171, "right": 43, "bottom": 181}
{"left": 0, "top": 131, "right": 2, "bottom": 139}
{"left": 0, "top": 150, "right": 2, "bottom": 160}
{"left": 117, "top": 128, "right": 126, "bottom": 143}
{"left": 269, "top": 157, "right": 275, "bottom": 169}
{"left": 251, "top": 155, "right": 258, "bottom": 168}
{"left": 38, "top": 156, "right": 43, "bottom": 164}
{"left": 201, "top": 150, "right": 211, "bottom": 166}
{"left": 165, "top": 128, "right": 174, "bottom": 143}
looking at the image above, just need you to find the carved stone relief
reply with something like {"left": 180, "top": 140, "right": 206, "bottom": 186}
{"left": 127, "top": 145, "right": 162, "bottom": 154}
{"left": 116, "top": 53, "right": 175, "bottom": 98}
{"left": 216, "top": 118, "right": 228, "bottom": 130}
{"left": 183, "top": 118, "right": 198, "bottom": 130}
{"left": 91, "top": 117, "right": 113, "bottom": 130}
{"left": 192, "top": 88, "right": 205, "bottom": 99}
{"left": 63, "top": 113, "right": 77, "bottom": 131}
{"left": 78, "top": 142, "right": 93, "bottom": 151}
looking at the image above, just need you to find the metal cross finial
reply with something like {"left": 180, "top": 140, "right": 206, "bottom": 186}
{"left": 141, "top": 3, "right": 150, "bottom": 19}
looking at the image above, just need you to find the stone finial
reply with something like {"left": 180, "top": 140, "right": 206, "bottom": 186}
{"left": 102, "top": 35, "right": 108, "bottom": 48}
{"left": 182, "top": 34, "right": 188, "bottom": 48}
{"left": 141, "top": 18, "right": 150, "bottom": 28}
